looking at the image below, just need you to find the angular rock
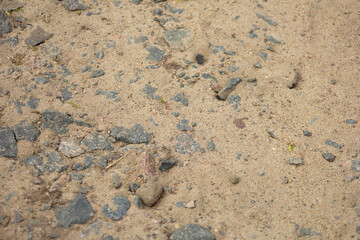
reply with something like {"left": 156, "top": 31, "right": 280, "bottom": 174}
{"left": 174, "top": 134, "right": 200, "bottom": 154}
{"left": 176, "top": 119, "right": 191, "bottom": 131}
{"left": 14, "top": 120, "right": 40, "bottom": 142}
{"left": 253, "top": 61, "right": 262, "bottom": 68}
{"left": 142, "top": 84, "right": 158, "bottom": 99}
{"left": 112, "top": 173, "right": 122, "bottom": 189}
{"left": 345, "top": 119, "right": 357, "bottom": 124}
{"left": 146, "top": 46, "right": 164, "bottom": 62}
{"left": 286, "top": 157, "right": 304, "bottom": 165}
{"left": 139, "top": 152, "right": 156, "bottom": 180}
{"left": 84, "top": 154, "right": 108, "bottom": 168}
{"left": 35, "top": 76, "right": 50, "bottom": 84}
{"left": 207, "top": 139, "right": 215, "bottom": 151}
{"left": 110, "top": 124, "right": 151, "bottom": 144}
{"left": 102, "top": 196, "right": 130, "bottom": 221}
{"left": 13, "top": 211, "right": 24, "bottom": 223}
{"left": 0, "top": 36, "right": 19, "bottom": 46}
{"left": 266, "top": 35, "right": 282, "bottom": 44}
{"left": 165, "top": 3, "right": 184, "bottom": 14}
{"left": 171, "top": 92, "right": 188, "bottom": 106}
{"left": 303, "top": 130, "right": 312, "bottom": 137}
{"left": 218, "top": 78, "right": 242, "bottom": 100}
{"left": 27, "top": 97, "right": 40, "bottom": 109}
{"left": 54, "top": 194, "right": 94, "bottom": 228}
{"left": 322, "top": 153, "right": 335, "bottom": 162}
{"left": 159, "top": 158, "right": 178, "bottom": 171}
{"left": 165, "top": 28, "right": 191, "bottom": 51}
{"left": 0, "top": 126, "right": 18, "bottom": 158}
{"left": 324, "top": 139, "right": 342, "bottom": 150}
{"left": 41, "top": 110, "right": 90, "bottom": 134}
{"left": 61, "top": 0, "right": 88, "bottom": 11}
{"left": 0, "top": 12, "right": 12, "bottom": 36}
{"left": 227, "top": 95, "right": 241, "bottom": 110}
{"left": 25, "top": 27, "right": 53, "bottom": 47}
{"left": 350, "top": 160, "right": 360, "bottom": 172}
{"left": 170, "top": 224, "right": 216, "bottom": 240}
{"left": 256, "top": 13, "right": 278, "bottom": 26}
{"left": 81, "top": 133, "right": 113, "bottom": 152}
{"left": 136, "top": 181, "right": 163, "bottom": 207}
{"left": 22, "top": 151, "right": 68, "bottom": 174}
{"left": 90, "top": 70, "right": 105, "bottom": 78}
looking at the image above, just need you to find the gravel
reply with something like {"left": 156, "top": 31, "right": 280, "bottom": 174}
{"left": 286, "top": 157, "right": 304, "bottom": 165}
{"left": 102, "top": 196, "right": 130, "bottom": 221}
{"left": 174, "top": 134, "right": 200, "bottom": 154}
{"left": 207, "top": 139, "right": 216, "bottom": 151}
{"left": 112, "top": 173, "right": 122, "bottom": 189}
{"left": 22, "top": 151, "right": 68, "bottom": 174}
{"left": 195, "top": 54, "right": 204, "bottom": 64}
{"left": 27, "top": 97, "right": 40, "bottom": 109}
{"left": 110, "top": 124, "right": 151, "bottom": 144}
{"left": 176, "top": 119, "right": 192, "bottom": 131}
{"left": 84, "top": 154, "right": 108, "bottom": 169}
{"left": 41, "top": 110, "right": 90, "bottom": 134}
{"left": 324, "top": 139, "right": 342, "bottom": 150}
{"left": 322, "top": 153, "right": 335, "bottom": 162}
{"left": 218, "top": 77, "right": 243, "bottom": 100}
{"left": 170, "top": 224, "right": 216, "bottom": 240}
{"left": 61, "top": 0, "right": 88, "bottom": 11}
{"left": 90, "top": 70, "right": 105, "bottom": 78}
{"left": 303, "top": 130, "right": 312, "bottom": 137}
{"left": 171, "top": 92, "right": 189, "bottom": 106}
{"left": 145, "top": 46, "right": 164, "bottom": 62}
{"left": 227, "top": 95, "right": 241, "bottom": 110}
{"left": 35, "top": 76, "right": 50, "bottom": 84}
{"left": 159, "top": 158, "right": 178, "bottom": 171}
{"left": 14, "top": 120, "right": 40, "bottom": 142}
{"left": 0, "top": 126, "right": 18, "bottom": 158}
{"left": 165, "top": 28, "right": 191, "bottom": 51}
{"left": 165, "top": 2, "right": 184, "bottom": 14}
{"left": 0, "top": 12, "right": 13, "bottom": 36}
{"left": 81, "top": 132, "right": 113, "bottom": 152}
{"left": 58, "top": 139, "right": 84, "bottom": 158}
{"left": 345, "top": 119, "right": 357, "bottom": 124}
{"left": 253, "top": 61, "right": 262, "bottom": 68}
{"left": 256, "top": 13, "right": 278, "bottom": 26}
{"left": 25, "top": 27, "right": 53, "bottom": 47}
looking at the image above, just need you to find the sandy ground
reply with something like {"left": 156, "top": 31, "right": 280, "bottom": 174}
{"left": 0, "top": 0, "right": 359, "bottom": 239}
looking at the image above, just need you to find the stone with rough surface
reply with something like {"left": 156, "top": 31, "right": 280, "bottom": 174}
{"left": 0, "top": 127, "right": 18, "bottom": 158}
{"left": 170, "top": 224, "right": 216, "bottom": 240}
{"left": 59, "top": 139, "right": 84, "bottom": 158}
{"left": 102, "top": 196, "right": 130, "bottom": 221}
{"left": 110, "top": 124, "right": 151, "bottom": 144}
{"left": 174, "top": 134, "right": 200, "bottom": 154}
{"left": 165, "top": 28, "right": 191, "bottom": 51}
{"left": 0, "top": 12, "right": 12, "bottom": 36}
{"left": 136, "top": 181, "right": 163, "bottom": 206}
{"left": 25, "top": 27, "right": 53, "bottom": 47}
{"left": 61, "top": 0, "right": 88, "bottom": 11}
{"left": 14, "top": 120, "right": 40, "bottom": 142}
{"left": 81, "top": 133, "right": 113, "bottom": 152}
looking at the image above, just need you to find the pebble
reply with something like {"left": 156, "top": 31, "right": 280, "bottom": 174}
{"left": 25, "top": 27, "right": 53, "bottom": 47}
{"left": 159, "top": 158, "right": 178, "bottom": 171}
{"left": 35, "top": 76, "right": 50, "bottom": 84}
{"left": 258, "top": 52, "right": 268, "bottom": 61}
{"left": 102, "top": 196, "right": 130, "bottom": 221}
{"left": 195, "top": 54, "right": 204, "bottom": 65}
{"left": 286, "top": 157, "right": 304, "bottom": 165}
{"left": 356, "top": 226, "right": 360, "bottom": 235}
{"left": 13, "top": 211, "right": 24, "bottom": 223}
{"left": 165, "top": 2, "right": 184, "bottom": 14}
{"left": 346, "top": 174, "right": 355, "bottom": 182}
{"left": 22, "top": 151, "right": 68, "bottom": 174}
{"left": 0, "top": 36, "right": 19, "bottom": 46}
{"left": 146, "top": 46, "right": 164, "bottom": 62}
{"left": 172, "top": 112, "right": 179, "bottom": 117}
{"left": 177, "top": 119, "right": 191, "bottom": 131}
{"left": 345, "top": 119, "right": 357, "bottom": 125}
{"left": 54, "top": 194, "right": 94, "bottom": 228}
{"left": 84, "top": 154, "right": 108, "bottom": 168}
{"left": 207, "top": 139, "right": 216, "bottom": 151}
{"left": 81, "top": 132, "right": 113, "bottom": 152}
{"left": 303, "top": 130, "right": 312, "bottom": 137}
{"left": 174, "top": 134, "right": 200, "bottom": 154}
{"left": 218, "top": 77, "right": 243, "bottom": 100}
{"left": 61, "top": 0, "right": 88, "bottom": 11}
{"left": 58, "top": 139, "right": 84, "bottom": 158}
{"left": 133, "top": 196, "right": 143, "bottom": 209}
{"left": 27, "top": 97, "right": 40, "bottom": 109}
{"left": 171, "top": 92, "right": 189, "bottom": 106}
{"left": 71, "top": 163, "right": 85, "bottom": 171}
{"left": 49, "top": 174, "right": 70, "bottom": 192}
{"left": 266, "top": 35, "right": 282, "bottom": 44}
{"left": 165, "top": 28, "right": 191, "bottom": 51}
{"left": 350, "top": 160, "right": 360, "bottom": 172}
{"left": 110, "top": 124, "right": 151, "bottom": 144}
{"left": 13, "top": 100, "right": 25, "bottom": 114}
{"left": 176, "top": 201, "right": 185, "bottom": 208}
{"left": 13, "top": 120, "right": 39, "bottom": 142}
{"left": 229, "top": 175, "right": 240, "bottom": 184}
{"left": 202, "top": 73, "right": 218, "bottom": 82}
{"left": 185, "top": 201, "right": 196, "bottom": 209}
{"left": 42, "top": 110, "right": 90, "bottom": 134}
{"left": 283, "top": 176, "right": 289, "bottom": 184}
{"left": 142, "top": 84, "right": 158, "bottom": 99}
{"left": 62, "top": 86, "right": 73, "bottom": 100}
{"left": 322, "top": 153, "right": 335, "bottom": 162}
{"left": 324, "top": 139, "right": 342, "bottom": 150}
{"left": 0, "top": 126, "right": 18, "bottom": 158}
{"left": 170, "top": 224, "right": 216, "bottom": 240}
{"left": 110, "top": 173, "right": 122, "bottom": 189}
{"left": 136, "top": 181, "right": 163, "bottom": 206}
{"left": 256, "top": 13, "right": 278, "bottom": 26}
{"left": 253, "top": 61, "right": 262, "bottom": 68}
{"left": 132, "top": 0, "right": 143, "bottom": 5}
{"left": 96, "top": 50, "right": 104, "bottom": 59}
{"left": 129, "top": 182, "right": 140, "bottom": 192}
{"left": 227, "top": 95, "right": 241, "bottom": 110}
{"left": 69, "top": 172, "right": 85, "bottom": 181}
{"left": 90, "top": 70, "right": 105, "bottom": 78}
{"left": 259, "top": 171, "right": 265, "bottom": 176}
{"left": 0, "top": 12, "right": 13, "bottom": 36}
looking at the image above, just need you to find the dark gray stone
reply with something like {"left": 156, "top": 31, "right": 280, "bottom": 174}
{"left": 22, "top": 151, "right": 68, "bottom": 173}
{"left": 249, "top": 32, "right": 258, "bottom": 39}
{"left": 110, "top": 124, "right": 151, "bottom": 144}
{"left": 172, "top": 112, "right": 179, "bottom": 117}
{"left": 227, "top": 95, "right": 241, "bottom": 110}
{"left": 207, "top": 139, "right": 215, "bottom": 151}
{"left": 134, "top": 36, "right": 148, "bottom": 44}
{"left": 91, "top": 70, "right": 105, "bottom": 78}
{"left": 132, "top": 0, "right": 143, "bottom": 4}
{"left": 212, "top": 45, "right": 225, "bottom": 54}
{"left": 12, "top": 100, "right": 25, "bottom": 114}
{"left": 268, "top": 130, "right": 276, "bottom": 138}
{"left": 0, "top": 126, "right": 18, "bottom": 158}
{"left": 71, "top": 163, "right": 84, "bottom": 171}
{"left": 177, "top": 119, "right": 191, "bottom": 131}
{"left": 82, "top": 66, "right": 92, "bottom": 73}
{"left": 322, "top": 153, "right": 335, "bottom": 162}
{"left": 13, "top": 211, "right": 24, "bottom": 223}
{"left": 218, "top": 78, "right": 243, "bottom": 100}
{"left": 101, "top": 236, "right": 114, "bottom": 240}
{"left": 96, "top": 50, "right": 104, "bottom": 59}
{"left": 324, "top": 139, "right": 342, "bottom": 150}
{"left": 48, "top": 232, "right": 60, "bottom": 238}
{"left": 256, "top": 13, "right": 278, "bottom": 26}
{"left": 41, "top": 110, "right": 90, "bottom": 134}
{"left": 69, "top": 172, "right": 85, "bottom": 181}
{"left": 286, "top": 157, "right": 304, "bottom": 165}
{"left": 159, "top": 158, "right": 178, "bottom": 171}
{"left": 61, "top": 87, "right": 73, "bottom": 101}
{"left": 171, "top": 92, "right": 188, "bottom": 106}
{"left": 175, "top": 201, "right": 185, "bottom": 208}
{"left": 0, "top": 36, "right": 19, "bottom": 46}
{"left": 0, "top": 87, "right": 3, "bottom": 96}
{"left": 170, "top": 224, "right": 216, "bottom": 240}
{"left": 35, "top": 76, "right": 50, "bottom": 84}
{"left": 14, "top": 120, "right": 40, "bottom": 141}
{"left": 195, "top": 54, "right": 204, "bottom": 65}
{"left": 133, "top": 196, "right": 143, "bottom": 209}
{"left": 350, "top": 160, "right": 360, "bottom": 172}
{"left": 61, "top": 0, "right": 88, "bottom": 11}
{"left": 25, "top": 27, "right": 53, "bottom": 47}
{"left": 165, "top": 28, "right": 191, "bottom": 51}
{"left": 0, "top": 12, "right": 12, "bottom": 36}
{"left": 165, "top": 3, "right": 184, "bottom": 14}
{"left": 258, "top": 52, "right": 268, "bottom": 61}
{"left": 266, "top": 35, "right": 282, "bottom": 44}
{"left": 54, "top": 194, "right": 93, "bottom": 228}
{"left": 81, "top": 133, "right": 113, "bottom": 152}
{"left": 143, "top": 84, "right": 158, "bottom": 99}
{"left": 356, "top": 226, "right": 360, "bottom": 235}
{"left": 253, "top": 61, "right": 262, "bottom": 68}
{"left": 303, "top": 130, "right": 312, "bottom": 137}
{"left": 102, "top": 196, "right": 130, "bottom": 221}
{"left": 129, "top": 182, "right": 140, "bottom": 192}
{"left": 299, "top": 228, "right": 322, "bottom": 237}
{"left": 84, "top": 154, "right": 108, "bottom": 168}
{"left": 174, "top": 134, "right": 200, "bottom": 154}
{"left": 345, "top": 119, "right": 357, "bottom": 124}
{"left": 59, "top": 65, "right": 73, "bottom": 77}
{"left": 146, "top": 46, "right": 164, "bottom": 62}
{"left": 202, "top": 73, "right": 218, "bottom": 82}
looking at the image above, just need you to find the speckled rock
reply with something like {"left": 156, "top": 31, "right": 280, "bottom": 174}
{"left": 170, "top": 224, "right": 216, "bottom": 240}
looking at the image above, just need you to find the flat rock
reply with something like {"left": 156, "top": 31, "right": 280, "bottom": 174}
{"left": 110, "top": 124, "right": 151, "bottom": 144}
{"left": 146, "top": 46, "right": 164, "bottom": 62}
{"left": 286, "top": 157, "right": 304, "bottom": 165}
{"left": 22, "top": 151, "right": 68, "bottom": 174}
{"left": 61, "top": 0, "right": 88, "bottom": 11}
{"left": 81, "top": 133, "right": 113, "bottom": 152}
{"left": 350, "top": 160, "right": 360, "bottom": 172}
{"left": 41, "top": 110, "right": 90, "bottom": 134}
{"left": 91, "top": 70, "right": 105, "bottom": 78}
{"left": 176, "top": 119, "right": 191, "bottom": 131}
{"left": 84, "top": 154, "right": 108, "bottom": 168}
{"left": 25, "top": 26, "right": 53, "bottom": 47}
{"left": 170, "top": 224, "right": 216, "bottom": 240}
{"left": 207, "top": 139, "right": 216, "bottom": 151}
{"left": 322, "top": 153, "right": 335, "bottom": 162}
{"left": 14, "top": 120, "right": 40, "bottom": 142}
{"left": 0, "top": 12, "right": 12, "bottom": 36}
{"left": 54, "top": 194, "right": 94, "bottom": 228}
{"left": 218, "top": 78, "right": 242, "bottom": 100}
{"left": 0, "top": 126, "right": 18, "bottom": 158}
{"left": 136, "top": 181, "right": 163, "bottom": 206}
{"left": 27, "top": 97, "right": 40, "bottom": 109}
{"left": 159, "top": 158, "right": 178, "bottom": 171}
{"left": 58, "top": 139, "right": 84, "bottom": 158}
{"left": 174, "top": 134, "right": 200, "bottom": 154}
{"left": 165, "top": 28, "right": 192, "bottom": 51}
{"left": 0, "top": 36, "right": 18, "bottom": 46}
{"left": 102, "top": 196, "right": 130, "bottom": 221}
{"left": 142, "top": 84, "right": 158, "bottom": 99}
{"left": 171, "top": 92, "right": 189, "bottom": 106}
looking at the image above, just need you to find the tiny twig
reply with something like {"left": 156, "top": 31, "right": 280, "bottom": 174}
{"left": 105, "top": 152, "right": 129, "bottom": 170}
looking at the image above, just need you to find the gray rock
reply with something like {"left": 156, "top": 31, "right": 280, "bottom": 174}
{"left": 202, "top": 73, "right": 218, "bottom": 82}
{"left": 258, "top": 52, "right": 268, "bottom": 61}
{"left": 159, "top": 158, "right": 178, "bottom": 171}
{"left": 62, "top": 87, "right": 73, "bottom": 100}
{"left": 322, "top": 153, "right": 335, "bottom": 162}
{"left": 59, "top": 139, "right": 84, "bottom": 157}
{"left": 91, "top": 70, "right": 105, "bottom": 78}
{"left": 0, "top": 126, "right": 18, "bottom": 158}
{"left": 299, "top": 227, "right": 322, "bottom": 237}
{"left": 13, "top": 211, "right": 24, "bottom": 223}
{"left": 143, "top": 84, "right": 158, "bottom": 99}
{"left": 207, "top": 139, "right": 215, "bottom": 151}
{"left": 0, "top": 214, "right": 10, "bottom": 227}
{"left": 22, "top": 151, "right": 68, "bottom": 174}
{"left": 0, "top": 1, "right": 24, "bottom": 12}
{"left": 170, "top": 224, "right": 216, "bottom": 240}
{"left": 324, "top": 139, "right": 342, "bottom": 150}
{"left": 5, "top": 191, "right": 18, "bottom": 201}
{"left": 112, "top": 173, "right": 122, "bottom": 189}
{"left": 12, "top": 100, "right": 25, "bottom": 114}
{"left": 303, "top": 130, "right": 312, "bottom": 137}
{"left": 174, "top": 134, "right": 200, "bottom": 154}
{"left": 345, "top": 119, "right": 357, "bottom": 124}
{"left": 165, "top": 28, "right": 191, "bottom": 51}
{"left": 41, "top": 110, "right": 90, "bottom": 134}
{"left": 176, "top": 201, "right": 185, "bottom": 208}
{"left": 102, "top": 196, "right": 130, "bottom": 221}
{"left": 82, "top": 66, "right": 92, "bottom": 73}
{"left": 35, "top": 76, "right": 50, "bottom": 84}
{"left": 132, "top": 0, "right": 143, "bottom": 4}
{"left": 0, "top": 36, "right": 19, "bottom": 46}
{"left": 0, "top": 87, "right": 3, "bottom": 97}
{"left": 171, "top": 92, "right": 189, "bottom": 106}
{"left": 350, "top": 160, "right": 360, "bottom": 172}
{"left": 61, "top": 0, "right": 88, "bottom": 11}
{"left": 253, "top": 61, "right": 262, "bottom": 68}
{"left": 27, "top": 97, "right": 40, "bottom": 109}
{"left": 172, "top": 112, "right": 179, "bottom": 117}
{"left": 227, "top": 95, "right": 241, "bottom": 110}
{"left": 136, "top": 181, "right": 163, "bottom": 207}
{"left": 177, "top": 119, "right": 191, "bottom": 131}
{"left": 96, "top": 50, "right": 104, "bottom": 59}
{"left": 165, "top": 3, "right": 184, "bottom": 14}
{"left": 81, "top": 133, "right": 113, "bottom": 152}
{"left": 25, "top": 27, "right": 53, "bottom": 47}
{"left": 54, "top": 194, "right": 93, "bottom": 228}
{"left": 286, "top": 157, "right": 304, "bottom": 165}
{"left": 72, "top": 163, "right": 84, "bottom": 171}
{"left": 218, "top": 78, "right": 243, "bottom": 100}
{"left": 110, "top": 124, "right": 151, "bottom": 144}
{"left": 101, "top": 236, "right": 114, "bottom": 240}
{"left": 84, "top": 154, "right": 108, "bottom": 168}
{"left": 356, "top": 226, "right": 360, "bottom": 235}
{"left": 146, "top": 46, "right": 164, "bottom": 62}
{"left": 69, "top": 172, "right": 85, "bottom": 181}
{"left": 14, "top": 120, "right": 40, "bottom": 142}
{"left": 268, "top": 130, "right": 276, "bottom": 138}
{"left": 256, "top": 13, "right": 278, "bottom": 26}
{"left": 0, "top": 12, "right": 12, "bottom": 36}
{"left": 266, "top": 35, "right": 282, "bottom": 44}
{"left": 133, "top": 196, "right": 143, "bottom": 209}
{"left": 212, "top": 45, "right": 225, "bottom": 54}
{"left": 129, "top": 182, "right": 140, "bottom": 192}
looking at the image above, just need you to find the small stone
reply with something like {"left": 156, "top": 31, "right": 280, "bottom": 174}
{"left": 171, "top": 92, "right": 189, "bottom": 106}
{"left": 0, "top": 214, "right": 10, "bottom": 227}
{"left": 227, "top": 95, "right": 241, "bottom": 110}
{"left": 185, "top": 201, "right": 195, "bottom": 209}
{"left": 81, "top": 132, "right": 113, "bottom": 152}
{"left": 0, "top": 126, "right": 18, "bottom": 158}
{"left": 146, "top": 46, "right": 164, "bottom": 62}
{"left": 13, "top": 211, "right": 24, "bottom": 223}
{"left": 101, "top": 236, "right": 114, "bottom": 240}
{"left": 286, "top": 157, "right": 304, "bottom": 165}
{"left": 170, "top": 224, "right": 216, "bottom": 240}
{"left": 165, "top": 2, "right": 184, "bottom": 14}
{"left": 71, "top": 163, "right": 84, "bottom": 171}
{"left": 35, "top": 76, "right": 50, "bottom": 84}
{"left": 356, "top": 226, "right": 360, "bottom": 235}
{"left": 177, "top": 119, "right": 191, "bottom": 131}
{"left": 217, "top": 77, "right": 242, "bottom": 100}
{"left": 174, "top": 134, "right": 200, "bottom": 154}
{"left": 132, "top": 0, "right": 143, "bottom": 4}
{"left": 69, "top": 172, "right": 85, "bottom": 181}
{"left": 303, "top": 130, "right": 312, "bottom": 137}
{"left": 258, "top": 52, "right": 268, "bottom": 61}
{"left": 112, "top": 173, "right": 122, "bottom": 189}
{"left": 207, "top": 139, "right": 215, "bottom": 151}
{"left": 195, "top": 54, "right": 204, "bottom": 64}
{"left": 84, "top": 154, "right": 108, "bottom": 169}
{"left": 331, "top": 79, "right": 336, "bottom": 85}
{"left": 346, "top": 174, "right": 355, "bottom": 182}
{"left": 22, "top": 151, "right": 68, "bottom": 174}
{"left": 259, "top": 171, "right": 265, "bottom": 176}
{"left": 14, "top": 120, "right": 40, "bottom": 142}
{"left": 283, "top": 176, "right": 289, "bottom": 184}
{"left": 41, "top": 110, "right": 90, "bottom": 134}
{"left": 159, "top": 159, "right": 178, "bottom": 171}
{"left": 256, "top": 13, "right": 278, "bottom": 26}
{"left": 345, "top": 119, "right": 357, "bottom": 124}
{"left": 27, "top": 97, "right": 40, "bottom": 109}
{"left": 25, "top": 27, "right": 53, "bottom": 47}
{"left": 102, "top": 196, "right": 130, "bottom": 221}
{"left": 253, "top": 61, "right": 262, "bottom": 68}
{"left": 142, "top": 84, "right": 158, "bottom": 99}
{"left": 54, "top": 194, "right": 94, "bottom": 228}
{"left": 268, "top": 130, "right": 276, "bottom": 138}
{"left": 136, "top": 181, "right": 163, "bottom": 207}
{"left": 96, "top": 50, "right": 104, "bottom": 59}
{"left": 139, "top": 152, "right": 157, "bottom": 180}
{"left": 48, "top": 232, "right": 60, "bottom": 238}
{"left": 59, "top": 139, "right": 84, "bottom": 158}
{"left": 324, "top": 139, "right": 342, "bottom": 150}
{"left": 172, "top": 112, "right": 179, "bottom": 117}
{"left": 0, "top": 12, "right": 12, "bottom": 36}
{"left": 129, "top": 182, "right": 140, "bottom": 192}
{"left": 266, "top": 35, "right": 282, "bottom": 44}
{"left": 176, "top": 201, "right": 185, "bottom": 208}
{"left": 91, "top": 70, "right": 105, "bottom": 78}
{"left": 49, "top": 174, "right": 70, "bottom": 192}
{"left": 133, "top": 196, "right": 143, "bottom": 209}
{"left": 350, "top": 160, "right": 360, "bottom": 172}
{"left": 165, "top": 28, "right": 191, "bottom": 51}
{"left": 61, "top": 0, "right": 88, "bottom": 11}
{"left": 229, "top": 175, "right": 240, "bottom": 184}
{"left": 110, "top": 124, "right": 151, "bottom": 144}
{"left": 322, "top": 153, "right": 335, "bottom": 162}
